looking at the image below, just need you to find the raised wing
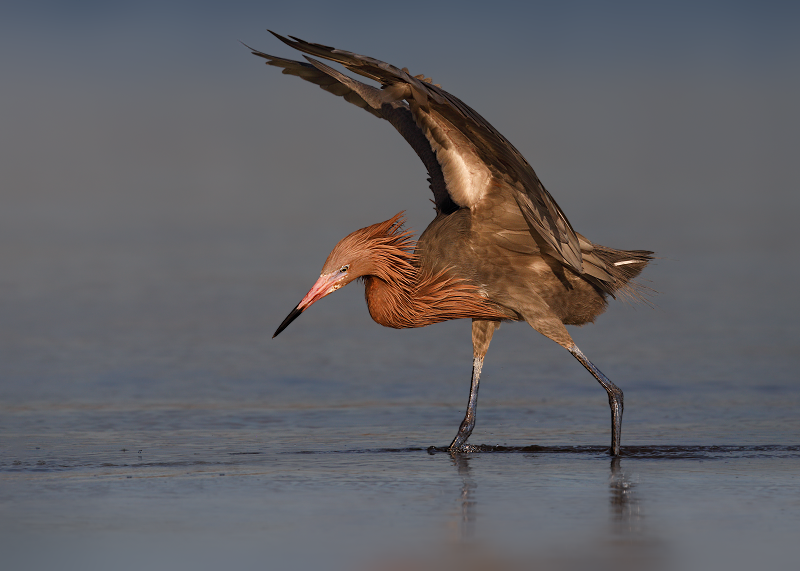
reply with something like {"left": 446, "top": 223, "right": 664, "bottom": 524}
{"left": 246, "top": 41, "right": 457, "bottom": 215}
{"left": 250, "top": 32, "right": 583, "bottom": 272}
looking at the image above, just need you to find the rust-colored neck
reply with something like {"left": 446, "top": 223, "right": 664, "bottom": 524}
{"left": 362, "top": 269, "right": 509, "bottom": 329}
{"left": 328, "top": 213, "right": 510, "bottom": 329}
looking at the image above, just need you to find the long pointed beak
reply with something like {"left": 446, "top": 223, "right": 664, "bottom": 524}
{"left": 273, "top": 272, "right": 343, "bottom": 338}
{"left": 273, "top": 305, "right": 304, "bottom": 338}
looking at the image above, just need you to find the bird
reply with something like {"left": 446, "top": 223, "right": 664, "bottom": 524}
{"left": 251, "top": 32, "right": 652, "bottom": 456}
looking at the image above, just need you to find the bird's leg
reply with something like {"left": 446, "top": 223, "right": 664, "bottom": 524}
{"left": 449, "top": 357, "right": 483, "bottom": 451}
{"left": 568, "top": 344, "right": 624, "bottom": 457}
{"left": 449, "top": 320, "right": 500, "bottom": 452}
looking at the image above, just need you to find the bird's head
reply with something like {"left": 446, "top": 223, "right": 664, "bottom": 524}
{"left": 273, "top": 213, "right": 414, "bottom": 337}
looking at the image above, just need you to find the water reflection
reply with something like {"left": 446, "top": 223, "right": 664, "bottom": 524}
{"left": 609, "top": 456, "right": 641, "bottom": 536}
{"left": 434, "top": 452, "right": 661, "bottom": 571}
{"left": 450, "top": 453, "right": 477, "bottom": 542}
{"left": 447, "top": 452, "right": 647, "bottom": 545}
{"left": 607, "top": 457, "right": 668, "bottom": 571}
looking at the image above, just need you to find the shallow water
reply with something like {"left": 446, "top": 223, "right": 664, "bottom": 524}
{"left": 3, "top": 381, "right": 800, "bottom": 570}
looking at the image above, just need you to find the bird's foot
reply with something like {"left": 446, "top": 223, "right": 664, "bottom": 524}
{"left": 447, "top": 443, "right": 480, "bottom": 454}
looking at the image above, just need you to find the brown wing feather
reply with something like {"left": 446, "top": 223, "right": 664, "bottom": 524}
{"left": 262, "top": 32, "right": 583, "bottom": 272}
{"left": 248, "top": 42, "right": 458, "bottom": 214}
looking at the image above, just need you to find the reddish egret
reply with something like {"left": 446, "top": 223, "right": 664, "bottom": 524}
{"left": 253, "top": 33, "right": 652, "bottom": 456}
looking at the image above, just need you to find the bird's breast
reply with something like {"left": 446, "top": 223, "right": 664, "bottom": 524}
{"left": 362, "top": 276, "right": 412, "bottom": 329}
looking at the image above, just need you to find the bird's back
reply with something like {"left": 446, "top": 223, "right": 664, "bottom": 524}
{"left": 418, "top": 184, "right": 649, "bottom": 328}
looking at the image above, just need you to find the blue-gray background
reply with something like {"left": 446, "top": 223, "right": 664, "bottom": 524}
{"left": 2, "top": 2, "right": 799, "bottom": 570}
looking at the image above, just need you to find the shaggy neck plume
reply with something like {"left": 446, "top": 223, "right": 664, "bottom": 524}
{"left": 353, "top": 215, "right": 509, "bottom": 329}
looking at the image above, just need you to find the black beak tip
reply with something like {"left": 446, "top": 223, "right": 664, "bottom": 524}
{"left": 273, "top": 305, "right": 303, "bottom": 338}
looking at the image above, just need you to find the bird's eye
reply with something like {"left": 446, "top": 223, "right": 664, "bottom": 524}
{"left": 340, "top": 265, "right": 349, "bottom": 273}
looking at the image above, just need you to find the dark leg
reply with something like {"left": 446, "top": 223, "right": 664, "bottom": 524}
{"left": 568, "top": 344, "right": 624, "bottom": 456}
{"left": 448, "top": 356, "right": 484, "bottom": 451}
{"left": 449, "top": 320, "right": 500, "bottom": 451}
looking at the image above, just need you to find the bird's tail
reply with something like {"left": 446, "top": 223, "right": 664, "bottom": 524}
{"left": 587, "top": 246, "right": 654, "bottom": 303}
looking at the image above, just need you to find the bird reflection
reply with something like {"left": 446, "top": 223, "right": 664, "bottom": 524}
{"left": 447, "top": 453, "right": 645, "bottom": 546}
{"left": 607, "top": 457, "right": 666, "bottom": 571}
{"left": 441, "top": 452, "right": 662, "bottom": 571}
{"left": 609, "top": 456, "right": 642, "bottom": 536}
{"left": 450, "top": 452, "right": 477, "bottom": 543}
{"left": 364, "top": 451, "right": 666, "bottom": 571}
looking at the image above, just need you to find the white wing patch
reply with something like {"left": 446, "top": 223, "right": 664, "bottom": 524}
{"left": 412, "top": 107, "right": 492, "bottom": 208}
{"left": 613, "top": 260, "right": 643, "bottom": 266}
